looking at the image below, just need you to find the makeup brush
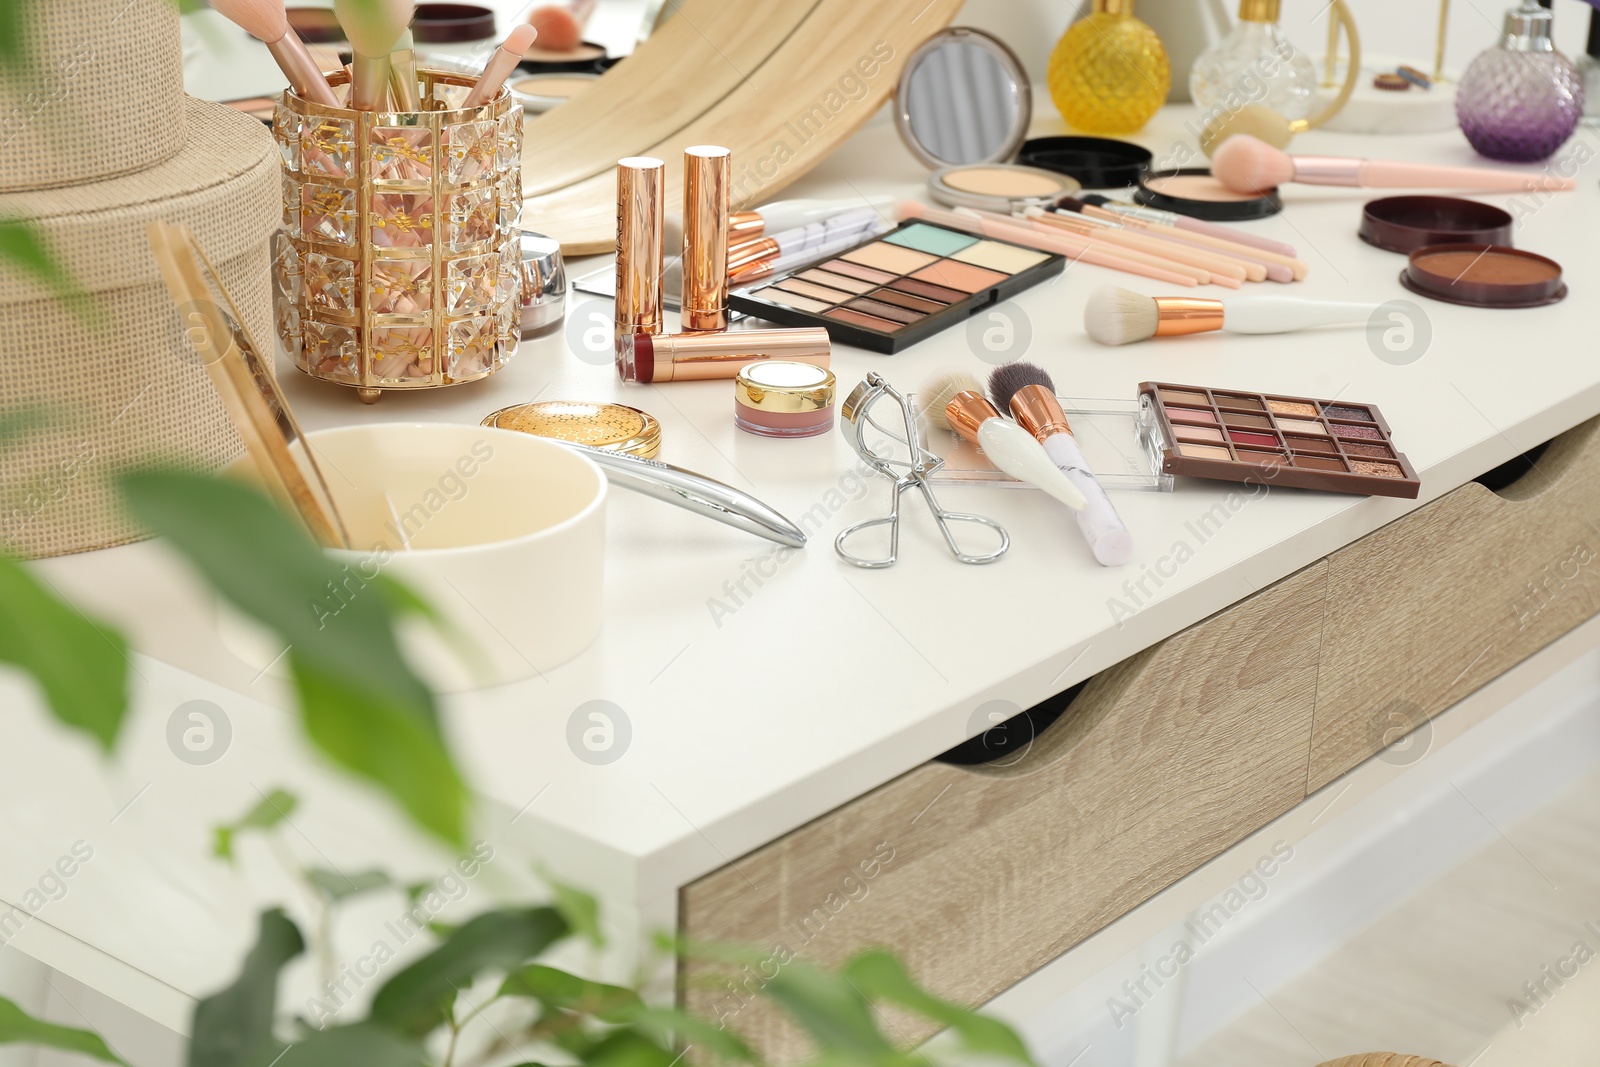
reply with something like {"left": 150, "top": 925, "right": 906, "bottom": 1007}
{"left": 1211, "top": 134, "right": 1578, "bottom": 196}
{"left": 1055, "top": 199, "right": 1302, "bottom": 283}
{"left": 332, "top": 0, "right": 413, "bottom": 110}
{"left": 989, "top": 362, "right": 1133, "bottom": 567}
{"left": 923, "top": 373, "right": 1087, "bottom": 512}
{"left": 1019, "top": 206, "right": 1250, "bottom": 287}
{"left": 1072, "top": 194, "right": 1299, "bottom": 258}
{"left": 462, "top": 24, "right": 538, "bottom": 108}
{"left": 1083, "top": 286, "right": 1383, "bottom": 346}
{"left": 210, "top": 0, "right": 339, "bottom": 106}
{"left": 526, "top": 0, "right": 596, "bottom": 51}
{"left": 388, "top": 28, "right": 420, "bottom": 110}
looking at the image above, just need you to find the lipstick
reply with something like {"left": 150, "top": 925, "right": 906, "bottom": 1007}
{"left": 615, "top": 156, "right": 665, "bottom": 342}
{"left": 681, "top": 145, "right": 731, "bottom": 332}
{"left": 615, "top": 328, "right": 830, "bottom": 384}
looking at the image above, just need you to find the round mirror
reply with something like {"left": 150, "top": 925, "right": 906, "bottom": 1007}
{"left": 895, "top": 28, "right": 1032, "bottom": 170}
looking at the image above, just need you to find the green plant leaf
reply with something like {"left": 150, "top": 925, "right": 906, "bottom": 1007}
{"left": 213, "top": 788, "right": 299, "bottom": 861}
{"left": 369, "top": 907, "right": 569, "bottom": 1037}
{"left": 293, "top": 656, "right": 467, "bottom": 847}
{"left": 498, "top": 964, "right": 640, "bottom": 1021}
{"left": 120, "top": 470, "right": 468, "bottom": 846}
{"left": 0, "top": 220, "right": 99, "bottom": 327}
{"left": 547, "top": 877, "right": 602, "bottom": 948}
{"left": 188, "top": 909, "right": 305, "bottom": 1067}
{"left": 0, "top": 555, "right": 128, "bottom": 752}
{"left": 760, "top": 961, "right": 894, "bottom": 1061}
{"left": 0, "top": 997, "right": 127, "bottom": 1065}
{"left": 307, "top": 868, "right": 391, "bottom": 901}
{"left": 574, "top": 1029, "right": 679, "bottom": 1067}
{"left": 273, "top": 1023, "right": 426, "bottom": 1066}
{"left": 842, "top": 951, "right": 1033, "bottom": 1065}
{"left": 617, "top": 1006, "right": 755, "bottom": 1063}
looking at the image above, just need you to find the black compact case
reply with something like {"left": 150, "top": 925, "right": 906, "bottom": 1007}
{"left": 727, "top": 221, "right": 1065, "bottom": 354}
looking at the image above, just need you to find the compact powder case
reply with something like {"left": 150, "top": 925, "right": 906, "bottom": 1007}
{"left": 1017, "top": 136, "right": 1152, "bottom": 189}
{"left": 411, "top": 3, "right": 496, "bottom": 43}
{"left": 1360, "top": 196, "right": 1515, "bottom": 254}
{"left": 1400, "top": 244, "right": 1567, "bottom": 308}
{"left": 927, "top": 163, "right": 1081, "bottom": 213}
{"left": 483, "top": 401, "right": 662, "bottom": 458}
{"left": 1135, "top": 167, "right": 1283, "bottom": 221}
{"left": 516, "top": 40, "right": 617, "bottom": 74}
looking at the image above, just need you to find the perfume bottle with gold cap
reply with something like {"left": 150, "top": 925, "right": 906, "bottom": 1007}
{"left": 1047, "top": 0, "right": 1170, "bottom": 135}
{"left": 1190, "top": 0, "right": 1318, "bottom": 123}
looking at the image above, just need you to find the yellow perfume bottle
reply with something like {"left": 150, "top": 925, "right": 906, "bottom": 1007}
{"left": 1048, "top": 0, "right": 1170, "bottom": 135}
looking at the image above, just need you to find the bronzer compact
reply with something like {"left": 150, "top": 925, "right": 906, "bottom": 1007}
{"left": 1136, "top": 382, "right": 1420, "bottom": 498}
{"left": 728, "top": 220, "right": 1064, "bottom": 353}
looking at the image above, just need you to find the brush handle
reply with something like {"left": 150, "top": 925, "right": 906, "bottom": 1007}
{"left": 1223, "top": 297, "right": 1381, "bottom": 334}
{"left": 1039, "top": 432, "right": 1133, "bottom": 567}
{"left": 462, "top": 40, "right": 525, "bottom": 107}
{"left": 1030, "top": 212, "right": 1239, "bottom": 286}
{"left": 1168, "top": 213, "right": 1298, "bottom": 258}
{"left": 976, "top": 419, "right": 1087, "bottom": 512}
{"left": 1084, "top": 206, "right": 1300, "bottom": 282}
{"left": 902, "top": 203, "right": 1199, "bottom": 288}
{"left": 265, "top": 31, "right": 339, "bottom": 105}
{"left": 1294, "top": 155, "right": 1575, "bottom": 192}
{"left": 348, "top": 52, "right": 391, "bottom": 110}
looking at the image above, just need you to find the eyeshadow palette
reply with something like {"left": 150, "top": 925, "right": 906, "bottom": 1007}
{"left": 727, "top": 221, "right": 1065, "bottom": 353}
{"left": 1136, "top": 382, "right": 1420, "bottom": 498}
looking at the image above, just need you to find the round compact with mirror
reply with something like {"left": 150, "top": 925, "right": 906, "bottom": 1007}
{"left": 894, "top": 27, "right": 1081, "bottom": 213}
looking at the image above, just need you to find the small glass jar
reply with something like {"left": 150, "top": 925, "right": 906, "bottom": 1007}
{"left": 1456, "top": 0, "right": 1583, "bottom": 161}
{"left": 735, "top": 361, "right": 835, "bottom": 438}
{"left": 1189, "top": 0, "right": 1317, "bottom": 124}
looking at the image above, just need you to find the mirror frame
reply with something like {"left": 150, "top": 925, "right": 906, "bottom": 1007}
{"left": 893, "top": 27, "right": 1033, "bottom": 171}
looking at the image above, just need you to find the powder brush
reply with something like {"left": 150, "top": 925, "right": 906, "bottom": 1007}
{"left": 989, "top": 362, "right": 1132, "bottom": 567}
{"left": 923, "top": 372, "right": 1086, "bottom": 512}
{"left": 211, "top": 0, "right": 338, "bottom": 106}
{"left": 1211, "top": 134, "right": 1577, "bottom": 196}
{"left": 1084, "top": 286, "right": 1382, "bottom": 346}
{"left": 333, "top": 0, "right": 414, "bottom": 110}
{"left": 462, "top": 24, "right": 538, "bottom": 108}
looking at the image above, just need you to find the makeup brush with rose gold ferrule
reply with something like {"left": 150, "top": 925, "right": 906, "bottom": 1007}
{"left": 333, "top": 0, "right": 414, "bottom": 110}
{"left": 211, "top": 0, "right": 339, "bottom": 105}
{"left": 1211, "top": 134, "right": 1578, "bottom": 195}
{"left": 1083, "top": 286, "right": 1384, "bottom": 346}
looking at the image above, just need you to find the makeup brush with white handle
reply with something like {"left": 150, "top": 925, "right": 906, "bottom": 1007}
{"left": 924, "top": 373, "right": 1087, "bottom": 512}
{"left": 1084, "top": 286, "right": 1383, "bottom": 346}
{"left": 1211, "top": 134, "right": 1578, "bottom": 195}
{"left": 211, "top": 0, "right": 339, "bottom": 105}
{"left": 989, "top": 362, "right": 1133, "bottom": 567}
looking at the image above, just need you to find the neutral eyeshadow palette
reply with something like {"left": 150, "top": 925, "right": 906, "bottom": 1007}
{"left": 727, "top": 221, "right": 1065, "bottom": 353}
{"left": 1136, "top": 382, "right": 1420, "bottom": 499}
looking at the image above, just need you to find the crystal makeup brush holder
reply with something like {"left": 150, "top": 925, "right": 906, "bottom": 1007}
{"left": 272, "top": 69, "right": 523, "bottom": 403}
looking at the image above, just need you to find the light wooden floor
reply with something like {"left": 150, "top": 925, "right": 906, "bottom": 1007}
{"left": 1178, "top": 766, "right": 1600, "bottom": 1067}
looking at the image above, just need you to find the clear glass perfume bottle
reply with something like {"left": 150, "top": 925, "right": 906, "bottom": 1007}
{"left": 1189, "top": 0, "right": 1317, "bottom": 123}
{"left": 1571, "top": 5, "right": 1600, "bottom": 125}
{"left": 1047, "top": 0, "right": 1170, "bottom": 134}
{"left": 1456, "top": 0, "right": 1583, "bottom": 161}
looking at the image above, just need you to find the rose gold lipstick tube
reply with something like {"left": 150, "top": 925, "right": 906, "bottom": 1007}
{"left": 616, "top": 328, "right": 830, "bottom": 384}
{"left": 615, "top": 156, "right": 665, "bottom": 341}
{"left": 681, "top": 145, "right": 731, "bottom": 332}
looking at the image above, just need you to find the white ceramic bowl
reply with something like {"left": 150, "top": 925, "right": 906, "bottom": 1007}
{"left": 222, "top": 422, "right": 606, "bottom": 691}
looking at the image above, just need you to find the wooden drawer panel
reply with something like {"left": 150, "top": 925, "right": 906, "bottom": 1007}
{"left": 680, "top": 564, "right": 1325, "bottom": 1062}
{"left": 1309, "top": 416, "right": 1600, "bottom": 791}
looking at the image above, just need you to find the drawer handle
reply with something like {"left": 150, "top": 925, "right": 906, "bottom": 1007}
{"left": 935, "top": 680, "right": 1088, "bottom": 766}
{"left": 1473, "top": 415, "right": 1600, "bottom": 503}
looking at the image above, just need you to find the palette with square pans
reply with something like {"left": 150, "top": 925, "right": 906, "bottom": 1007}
{"left": 1137, "top": 382, "right": 1419, "bottom": 498}
{"left": 727, "top": 220, "right": 1065, "bottom": 353}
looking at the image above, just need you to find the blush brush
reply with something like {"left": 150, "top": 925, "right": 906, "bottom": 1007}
{"left": 1212, "top": 134, "right": 1577, "bottom": 195}
{"left": 988, "top": 362, "right": 1133, "bottom": 567}
{"left": 1084, "top": 286, "right": 1383, "bottom": 346}
{"left": 923, "top": 372, "right": 1087, "bottom": 513}
{"left": 333, "top": 0, "right": 415, "bottom": 110}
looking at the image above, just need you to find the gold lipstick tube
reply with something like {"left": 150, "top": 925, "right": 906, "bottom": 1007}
{"left": 1151, "top": 297, "right": 1225, "bottom": 336}
{"left": 681, "top": 145, "right": 731, "bottom": 332}
{"left": 615, "top": 156, "right": 665, "bottom": 341}
{"left": 616, "top": 328, "right": 831, "bottom": 384}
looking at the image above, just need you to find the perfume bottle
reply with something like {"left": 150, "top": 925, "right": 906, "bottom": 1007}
{"left": 1047, "top": 0, "right": 1170, "bottom": 135}
{"left": 1189, "top": 0, "right": 1317, "bottom": 123}
{"left": 1456, "top": 0, "right": 1583, "bottom": 161}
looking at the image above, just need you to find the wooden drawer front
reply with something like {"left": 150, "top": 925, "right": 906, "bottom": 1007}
{"left": 1309, "top": 416, "right": 1600, "bottom": 792}
{"left": 680, "top": 565, "right": 1325, "bottom": 1062}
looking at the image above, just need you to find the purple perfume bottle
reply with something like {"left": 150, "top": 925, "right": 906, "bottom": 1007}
{"left": 1456, "top": 0, "right": 1583, "bottom": 162}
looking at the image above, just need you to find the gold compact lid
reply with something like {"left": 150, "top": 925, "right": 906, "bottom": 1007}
{"left": 482, "top": 400, "right": 661, "bottom": 458}
{"left": 735, "top": 361, "right": 836, "bottom": 414}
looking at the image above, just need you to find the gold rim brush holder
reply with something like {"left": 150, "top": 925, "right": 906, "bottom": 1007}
{"left": 272, "top": 69, "right": 523, "bottom": 403}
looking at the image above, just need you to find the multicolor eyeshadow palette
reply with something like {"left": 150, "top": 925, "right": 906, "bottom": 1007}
{"left": 1137, "top": 382, "right": 1420, "bottom": 499}
{"left": 727, "top": 221, "right": 1065, "bottom": 353}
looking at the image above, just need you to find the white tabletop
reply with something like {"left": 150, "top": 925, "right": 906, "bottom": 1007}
{"left": 20, "top": 102, "right": 1600, "bottom": 1011}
